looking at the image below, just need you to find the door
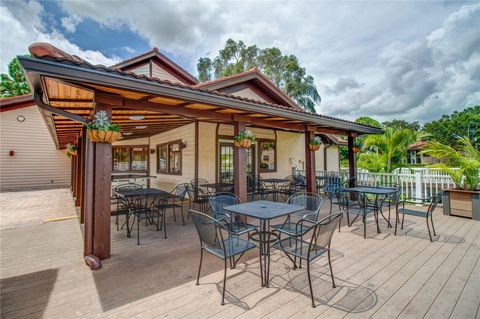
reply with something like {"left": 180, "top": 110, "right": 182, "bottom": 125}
{"left": 218, "top": 142, "right": 255, "bottom": 183}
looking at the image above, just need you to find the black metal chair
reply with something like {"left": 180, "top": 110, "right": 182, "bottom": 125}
{"left": 278, "top": 175, "right": 307, "bottom": 201}
{"left": 272, "top": 212, "right": 343, "bottom": 308}
{"left": 186, "top": 183, "right": 210, "bottom": 213}
{"left": 209, "top": 193, "right": 257, "bottom": 237}
{"left": 395, "top": 191, "right": 442, "bottom": 242}
{"left": 113, "top": 183, "right": 143, "bottom": 231}
{"left": 337, "top": 189, "right": 378, "bottom": 239}
{"left": 190, "top": 210, "right": 256, "bottom": 305}
{"left": 324, "top": 176, "right": 343, "bottom": 213}
{"left": 156, "top": 183, "right": 189, "bottom": 225}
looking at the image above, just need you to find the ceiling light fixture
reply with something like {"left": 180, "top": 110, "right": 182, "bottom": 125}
{"left": 123, "top": 132, "right": 133, "bottom": 136}
{"left": 129, "top": 115, "right": 145, "bottom": 121}
{"left": 135, "top": 125, "right": 147, "bottom": 129}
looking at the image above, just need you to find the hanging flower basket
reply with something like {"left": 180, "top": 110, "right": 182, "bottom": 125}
{"left": 86, "top": 111, "right": 122, "bottom": 144}
{"left": 234, "top": 130, "right": 256, "bottom": 149}
{"left": 65, "top": 143, "right": 78, "bottom": 158}
{"left": 308, "top": 136, "right": 321, "bottom": 151}
{"left": 352, "top": 146, "right": 361, "bottom": 153}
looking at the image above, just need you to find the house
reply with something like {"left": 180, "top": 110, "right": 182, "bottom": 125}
{"left": 407, "top": 141, "right": 440, "bottom": 165}
{"left": 18, "top": 42, "right": 381, "bottom": 259}
{"left": 0, "top": 94, "right": 70, "bottom": 191}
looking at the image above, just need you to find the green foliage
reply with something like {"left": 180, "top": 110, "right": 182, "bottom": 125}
{"left": 197, "top": 39, "right": 321, "bottom": 113}
{"left": 309, "top": 136, "right": 321, "bottom": 146}
{"left": 86, "top": 111, "right": 121, "bottom": 132}
{"left": 421, "top": 137, "right": 480, "bottom": 191}
{"left": 382, "top": 119, "right": 420, "bottom": 132}
{"left": 357, "top": 153, "right": 388, "bottom": 173}
{"left": 422, "top": 106, "right": 480, "bottom": 148}
{"left": 234, "top": 130, "right": 256, "bottom": 142}
{"left": 0, "top": 56, "right": 30, "bottom": 97}
{"left": 361, "top": 127, "right": 414, "bottom": 172}
{"left": 355, "top": 116, "right": 381, "bottom": 128}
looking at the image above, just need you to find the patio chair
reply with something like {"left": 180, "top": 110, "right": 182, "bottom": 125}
{"left": 113, "top": 183, "right": 143, "bottom": 231}
{"left": 272, "top": 212, "right": 343, "bottom": 308}
{"left": 395, "top": 191, "right": 442, "bottom": 242}
{"left": 278, "top": 175, "right": 307, "bottom": 201}
{"left": 156, "top": 183, "right": 189, "bottom": 225}
{"left": 324, "top": 176, "right": 343, "bottom": 213}
{"left": 190, "top": 210, "right": 256, "bottom": 305}
{"left": 209, "top": 193, "right": 257, "bottom": 238}
{"left": 337, "top": 190, "right": 380, "bottom": 239}
{"left": 186, "top": 183, "right": 210, "bottom": 213}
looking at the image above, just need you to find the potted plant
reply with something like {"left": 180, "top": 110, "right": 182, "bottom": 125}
{"left": 352, "top": 143, "right": 361, "bottom": 153}
{"left": 65, "top": 143, "right": 77, "bottom": 158}
{"left": 234, "top": 130, "right": 256, "bottom": 148}
{"left": 421, "top": 137, "right": 480, "bottom": 220}
{"left": 86, "top": 111, "right": 122, "bottom": 143}
{"left": 308, "top": 136, "right": 321, "bottom": 151}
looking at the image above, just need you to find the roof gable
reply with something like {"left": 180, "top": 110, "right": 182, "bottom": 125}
{"left": 113, "top": 48, "right": 197, "bottom": 85}
{"left": 196, "top": 68, "right": 303, "bottom": 111}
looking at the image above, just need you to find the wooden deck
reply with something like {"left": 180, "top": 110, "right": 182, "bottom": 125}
{"left": 1, "top": 189, "right": 479, "bottom": 318}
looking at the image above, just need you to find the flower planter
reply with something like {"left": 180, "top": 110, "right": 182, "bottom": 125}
{"left": 309, "top": 144, "right": 320, "bottom": 151}
{"left": 69, "top": 150, "right": 77, "bottom": 156}
{"left": 352, "top": 146, "right": 361, "bottom": 153}
{"left": 234, "top": 139, "right": 252, "bottom": 148}
{"left": 87, "top": 129, "right": 122, "bottom": 143}
{"left": 443, "top": 189, "right": 480, "bottom": 221}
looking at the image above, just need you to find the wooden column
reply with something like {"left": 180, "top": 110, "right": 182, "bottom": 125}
{"left": 71, "top": 154, "right": 76, "bottom": 195}
{"left": 75, "top": 135, "right": 83, "bottom": 206}
{"left": 92, "top": 103, "right": 112, "bottom": 259}
{"left": 347, "top": 134, "right": 357, "bottom": 187}
{"left": 305, "top": 131, "right": 316, "bottom": 193}
{"left": 233, "top": 122, "right": 247, "bottom": 203}
{"left": 80, "top": 128, "right": 87, "bottom": 223}
{"left": 83, "top": 134, "right": 94, "bottom": 256}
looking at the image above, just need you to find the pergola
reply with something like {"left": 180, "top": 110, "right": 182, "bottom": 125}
{"left": 19, "top": 43, "right": 382, "bottom": 261}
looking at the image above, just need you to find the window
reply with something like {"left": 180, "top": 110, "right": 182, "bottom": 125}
{"left": 258, "top": 140, "right": 276, "bottom": 172}
{"left": 156, "top": 140, "right": 183, "bottom": 175}
{"left": 113, "top": 146, "right": 149, "bottom": 172}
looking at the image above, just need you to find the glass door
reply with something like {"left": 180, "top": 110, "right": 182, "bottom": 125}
{"left": 218, "top": 142, "right": 255, "bottom": 183}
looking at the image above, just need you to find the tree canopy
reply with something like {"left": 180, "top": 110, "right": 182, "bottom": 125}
{"left": 382, "top": 119, "right": 420, "bottom": 132}
{"left": 197, "top": 39, "right": 321, "bottom": 113}
{"left": 355, "top": 116, "right": 381, "bottom": 128}
{"left": 0, "top": 56, "right": 30, "bottom": 98}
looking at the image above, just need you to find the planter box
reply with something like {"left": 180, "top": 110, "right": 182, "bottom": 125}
{"left": 443, "top": 189, "right": 480, "bottom": 220}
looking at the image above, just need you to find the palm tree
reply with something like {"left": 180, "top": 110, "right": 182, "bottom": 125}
{"left": 362, "top": 127, "right": 414, "bottom": 172}
{"left": 420, "top": 137, "right": 480, "bottom": 191}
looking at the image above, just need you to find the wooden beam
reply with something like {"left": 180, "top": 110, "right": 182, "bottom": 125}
{"left": 347, "top": 135, "right": 356, "bottom": 187}
{"left": 233, "top": 122, "right": 247, "bottom": 203}
{"left": 305, "top": 131, "right": 316, "bottom": 193}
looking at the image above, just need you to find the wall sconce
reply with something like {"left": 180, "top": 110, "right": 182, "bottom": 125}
{"left": 9, "top": 151, "right": 14, "bottom": 156}
{"left": 150, "top": 148, "right": 156, "bottom": 154}
{"left": 181, "top": 142, "right": 187, "bottom": 149}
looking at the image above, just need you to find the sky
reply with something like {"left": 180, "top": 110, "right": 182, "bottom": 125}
{"left": 1, "top": 0, "right": 479, "bottom": 124}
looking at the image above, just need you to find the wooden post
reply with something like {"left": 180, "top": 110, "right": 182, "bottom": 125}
{"left": 233, "top": 122, "right": 247, "bottom": 203}
{"left": 80, "top": 128, "right": 87, "bottom": 223}
{"left": 347, "top": 134, "right": 357, "bottom": 187}
{"left": 92, "top": 103, "right": 112, "bottom": 259}
{"left": 75, "top": 135, "right": 83, "bottom": 206}
{"left": 83, "top": 134, "right": 94, "bottom": 256}
{"left": 305, "top": 131, "right": 316, "bottom": 193}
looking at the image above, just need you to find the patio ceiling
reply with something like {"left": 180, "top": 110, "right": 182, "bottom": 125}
{"left": 19, "top": 43, "right": 383, "bottom": 149}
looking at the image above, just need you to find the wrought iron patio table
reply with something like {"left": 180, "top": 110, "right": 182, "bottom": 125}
{"left": 343, "top": 186, "right": 398, "bottom": 232}
{"left": 224, "top": 200, "right": 303, "bottom": 287}
{"left": 262, "top": 178, "right": 289, "bottom": 202}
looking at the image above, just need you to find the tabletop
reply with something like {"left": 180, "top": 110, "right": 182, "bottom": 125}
{"left": 111, "top": 175, "right": 157, "bottom": 181}
{"left": 224, "top": 200, "right": 303, "bottom": 220}
{"left": 261, "top": 178, "right": 289, "bottom": 184}
{"left": 343, "top": 186, "right": 398, "bottom": 195}
{"left": 202, "top": 182, "right": 234, "bottom": 189}
{"left": 116, "top": 188, "right": 170, "bottom": 197}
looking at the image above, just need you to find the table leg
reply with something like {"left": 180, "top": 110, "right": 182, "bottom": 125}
{"left": 258, "top": 219, "right": 272, "bottom": 287}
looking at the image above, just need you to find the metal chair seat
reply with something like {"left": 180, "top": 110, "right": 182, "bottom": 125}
{"left": 205, "top": 237, "right": 256, "bottom": 259}
{"left": 272, "top": 237, "right": 328, "bottom": 261}
{"left": 228, "top": 221, "right": 257, "bottom": 236}
{"left": 398, "top": 207, "right": 432, "bottom": 217}
{"left": 271, "top": 222, "right": 311, "bottom": 236}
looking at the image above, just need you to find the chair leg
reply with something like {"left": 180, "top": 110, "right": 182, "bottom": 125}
{"left": 426, "top": 215, "right": 433, "bottom": 242}
{"left": 221, "top": 258, "right": 227, "bottom": 305}
{"left": 137, "top": 215, "right": 140, "bottom": 245}
{"left": 431, "top": 214, "right": 436, "bottom": 236}
{"left": 196, "top": 249, "right": 203, "bottom": 285}
{"left": 401, "top": 213, "right": 405, "bottom": 230}
{"left": 394, "top": 210, "right": 398, "bottom": 235}
{"left": 363, "top": 215, "right": 366, "bottom": 239}
{"left": 181, "top": 205, "right": 185, "bottom": 225}
{"left": 173, "top": 206, "right": 176, "bottom": 222}
{"left": 307, "top": 261, "right": 315, "bottom": 308}
{"left": 328, "top": 248, "right": 336, "bottom": 288}
{"left": 163, "top": 210, "right": 167, "bottom": 239}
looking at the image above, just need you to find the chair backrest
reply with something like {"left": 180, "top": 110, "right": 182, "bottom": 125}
{"left": 190, "top": 209, "right": 225, "bottom": 253}
{"left": 173, "top": 183, "right": 188, "bottom": 199}
{"left": 287, "top": 192, "right": 324, "bottom": 221}
{"left": 209, "top": 192, "right": 240, "bottom": 220}
{"left": 115, "top": 183, "right": 143, "bottom": 192}
{"left": 308, "top": 212, "right": 342, "bottom": 255}
{"left": 191, "top": 178, "right": 209, "bottom": 187}
{"left": 324, "top": 176, "right": 343, "bottom": 197}
{"left": 428, "top": 191, "right": 443, "bottom": 214}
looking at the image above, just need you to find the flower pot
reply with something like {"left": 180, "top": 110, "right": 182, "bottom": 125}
{"left": 352, "top": 146, "right": 361, "bottom": 153}
{"left": 309, "top": 144, "right": 320, "bottom": 151}
{"left": 443, "top": 188, "right": 480, "bottom": 220}
{"left": 69, "top": 150, "right": 77, "bottom": 156}
{"left": 235, "top": 139, "right": 252, "bottom": 148}
{"left": 88, "top": 129, "right": 122, "bottom": 143}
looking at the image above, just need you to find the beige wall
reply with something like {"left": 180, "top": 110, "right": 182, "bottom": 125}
{"left": 130, "top": 63, "right": 150, "bottom": 76}
{"left": 0, "top": 106, "right": 71, "bottom": 191}
{"left": 198, "top": 122, "right": 216, "bottom": 182}
{"left": 231, "top": 88, "right": 267, "bottom": 102}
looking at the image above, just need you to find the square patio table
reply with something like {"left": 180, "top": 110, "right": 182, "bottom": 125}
{"left": 224, "top": 200, "right": 303, "bottom": 287}
{"left": 261, "top": 178, "right": 290, "bottom": 202}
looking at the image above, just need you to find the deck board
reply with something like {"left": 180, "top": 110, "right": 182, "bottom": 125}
{"left": 1, "top": 189, "right": 479, "bottom": 319}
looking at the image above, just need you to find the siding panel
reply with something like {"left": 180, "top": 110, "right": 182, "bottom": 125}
{"left": 0, "top": 106, "right": 71, "bottom": 191}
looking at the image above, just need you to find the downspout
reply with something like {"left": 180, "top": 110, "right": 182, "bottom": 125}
{"left": 34, "top": 90, "right": 88, "bottom": 124}
{"left": 324, "top": 143, "right": 331, "bottom": 171}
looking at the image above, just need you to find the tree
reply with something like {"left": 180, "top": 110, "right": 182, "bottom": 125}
{"left": 361, "top": 127, "right": 414, "bottom": 172}
{"left": 421, "top": 137, "right": 480, "bottom": 190}
{"left": 382, "top": 120, "right": 420, "bottom": 133}
{"left": 1, "top": 56, "right": 30, "bottom": 98}
{"left": 197, "top": 39, "right": 321, "bottom": 113}
{"left": 355, "top": 116, "right": 381, "bottom": 128}
{"left": 422, "top": 106, "right": 480, "bottom": 148}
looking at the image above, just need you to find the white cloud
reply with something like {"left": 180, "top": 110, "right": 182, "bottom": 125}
{"left": 0, "top": 0, "right": 119, "bottom": 74}
{"left": 122, "top": 46, "right": 135, "bottom": 54}
{"left": 61, "top": 14, "right": 81, "bottom": 33}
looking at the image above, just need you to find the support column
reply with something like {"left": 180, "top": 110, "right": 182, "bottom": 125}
{"left": 305, "top": 131, "right": 316, "bottom": 193}
{"left": 92, "top": 103, "right": 112, "bottom": 259}
{"left": 75, "top": 135, "right": 83, "bottom": 206}
{"left": 347, "top": 134, "right": 357, "bottom": 187}
{"left": 80, "top": 128, "right": 87, "bottom": 223}
{"left": 233, "top": 122, "right": 247, "bottom": 203}
{"left": 83, "top": 135, "right": 94, "bottom": 256}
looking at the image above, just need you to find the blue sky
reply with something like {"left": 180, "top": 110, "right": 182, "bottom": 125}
{"left": 1, "top": 0, "right": 479, "bottom": 123}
